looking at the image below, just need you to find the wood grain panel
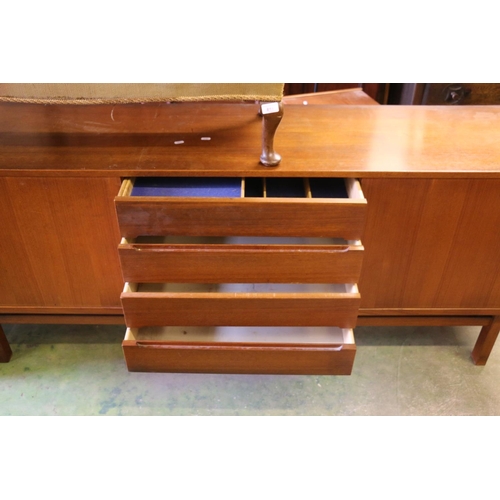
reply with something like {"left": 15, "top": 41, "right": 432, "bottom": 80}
{"left": 283, "top": 88, "right": 378, "bottom": 106}
{"left": 121, "top": 292, "right": 360, "bottom": 328}
{"left": 118, "top": 242, "right": 364, "bottom": 283}
{"left": 0, "top": 177, "right": 123, "bottom": 310}
{"left": 359, "top": 178, "right": 500, "bottom": 311}
{"left": 2, "top": 103, "right": 500, "bottom": 178}
{"left": 122, "top": 340, "right": 356, "bottom": 375}
{"left": 115, "top": 197, "right": 366, "bottom": 239}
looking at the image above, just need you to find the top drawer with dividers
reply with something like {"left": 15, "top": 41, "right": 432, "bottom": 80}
{"left": 115, "top": 177, "right": 367, "bottom": 239}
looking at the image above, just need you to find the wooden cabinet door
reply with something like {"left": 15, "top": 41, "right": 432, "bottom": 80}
{"left": 0, "top": 177, "right": 123, "bottom": 314}
{"left": 359, "top": 178, "right": 500, "bottom": 314}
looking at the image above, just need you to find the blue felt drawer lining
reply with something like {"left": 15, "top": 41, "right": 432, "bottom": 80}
{"left": 131, "top": 177, "right": 348, "bottom": 199}
{"left": 131, "top": 177, "right": 242, "bottom": 198}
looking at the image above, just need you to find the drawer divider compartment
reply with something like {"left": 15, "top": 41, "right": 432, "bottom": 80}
{"left": 115, "top": 177, "right": 366, "bottom": 239}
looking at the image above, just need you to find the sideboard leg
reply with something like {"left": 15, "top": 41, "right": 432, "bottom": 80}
{"left": 0, "top": 324, "right": 12, "bottom": 363}
{"left": 260, "top": 102, "right": 283, "bottom": 167}
{"left": 471, "top": 316, "right": 500, "bottom": 366}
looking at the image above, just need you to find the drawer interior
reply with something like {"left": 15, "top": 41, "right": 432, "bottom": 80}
{"left": 131, "top": 177, "right": 243, "bottom": 198}
{"left": 125, "top": 325, "right": 354, "bottom": 345}
{"left": 129, "top": 177, "right": 353, "bottom": 199}
{"left": 129, "top": 235, "right": 356, "bottom": 246}
{"left": 129, "top": 282, "right": 358, "bottom": 294}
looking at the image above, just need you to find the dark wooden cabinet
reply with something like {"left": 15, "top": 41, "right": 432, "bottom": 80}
{"left": 388, "top": 83, "right": 500, "bottom": 105}
{"left": 284, "top": 83, "right": 388, "bottom": 103}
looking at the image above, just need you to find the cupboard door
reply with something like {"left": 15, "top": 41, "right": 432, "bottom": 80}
{"left": 0, "top": 177, "right": 123, "bottom": 313}
{"left": 359, "top": 178, "right": 500, "bottom": 313}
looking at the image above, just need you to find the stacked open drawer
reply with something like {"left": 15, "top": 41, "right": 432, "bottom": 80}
{"left": 114, "top": 177, "right": 367, "bottom": 374}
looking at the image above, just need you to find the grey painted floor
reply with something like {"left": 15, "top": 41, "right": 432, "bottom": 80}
{"left": 1, "top": 323, "right": 499, "bottom": 416}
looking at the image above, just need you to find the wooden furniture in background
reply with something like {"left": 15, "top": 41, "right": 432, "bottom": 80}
{"left": 388, "top": 83, "right": 500, "bottom": 105}
{"left": 284, "top": 84, "right": 388, "bottom": 104}
{"left": 282, "top": 88, "right": 378, "bottom": 105}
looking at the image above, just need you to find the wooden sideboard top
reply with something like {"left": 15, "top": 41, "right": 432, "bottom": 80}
{"left": 1, "top": 102, "right": 500, "bottom": 177}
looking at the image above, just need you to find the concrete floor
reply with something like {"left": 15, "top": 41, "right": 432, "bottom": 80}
{"left": 1, "top": 323, "right": 499, "bottom": 416}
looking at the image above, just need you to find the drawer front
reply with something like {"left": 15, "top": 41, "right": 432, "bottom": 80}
{"left": 118, "top": 240, "right": 364, "bottom": 284}
{"left": 115, "top": 177, "right": 367, "bottom": 239}
{"left": 115, "top": 177, "right": 365, "bottom": 375}
{"left": 122, "top": 327, "right": 356, "bottom": 375}
{"left": 121, "top": 283, "right": 360, "bottom": 328}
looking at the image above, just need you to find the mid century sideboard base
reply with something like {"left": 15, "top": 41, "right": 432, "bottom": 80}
{"left": 1, "top": 102, "right": 500, "bottom": 372}
{"left": 2, "top": 315, "right": 499, "bottom": 366}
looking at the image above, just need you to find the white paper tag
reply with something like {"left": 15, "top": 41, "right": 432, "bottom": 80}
{"left": 261, "top": 102, "right": 280, "bottom": 115}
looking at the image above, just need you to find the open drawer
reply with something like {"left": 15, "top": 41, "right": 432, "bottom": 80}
{"left": 122, "top": 326, "right": 356, "bottom": 375}
{"left": 118, "top": 236, "right": 364, "bottom": 284}
{"left": 121, "top": 282, "right": 360, "bottom": 328}
{"left": 115, "top": 177, "right": 367, "bottom": 239}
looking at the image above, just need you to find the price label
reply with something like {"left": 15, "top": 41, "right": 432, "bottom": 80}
{"left": 261, "top": 102, "right": 280, "bottom": 115}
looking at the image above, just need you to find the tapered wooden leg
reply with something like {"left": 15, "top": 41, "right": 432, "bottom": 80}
{"left": 260, "top": 102, "right": 283, "bottom": 167}
{"left": 471, "top": 316, "right": 500, "bottom": 365}
{"left": 0, "top": 324, "right": 12, "bottom": 363}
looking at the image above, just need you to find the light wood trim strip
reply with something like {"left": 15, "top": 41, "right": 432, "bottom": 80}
{"left": 125, "top": 327, "right": 355, "bottom": 345}
{"left": 118, "top": 178, "right": 134, "bottom": 197}
{"left": 345, "top": 178, "right": 365, "bottom": 200}
{"left": 304, "top": 178, "right": 312, "bottom": 198}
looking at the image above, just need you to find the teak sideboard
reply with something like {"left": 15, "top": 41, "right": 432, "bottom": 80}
{"left": 1, "top": 102, "right": 499, "bottom": 374}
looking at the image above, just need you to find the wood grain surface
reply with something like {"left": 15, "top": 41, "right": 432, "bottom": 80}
{"left": 359, "top": 178, "right": 500, "bottom": 312}
{"left": 121, "top": 291, "right": 360, "bottom": 328}
{"left": 115, "top": 197, "right": 367, "bottom": 239}
{"left": 0, "top": 177, "right": 123, "bottom": 312}
{"left": 118, "top": 242, "right": 364, "bottom": 283}
{"left": 2, "top": 102, "right": 500, "bottom": 177}
{"left": 283, "top": 88, "right": 378, "bottom": 105}
{"left": 122, "top": 340, "right": 356, "bottom": 375}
